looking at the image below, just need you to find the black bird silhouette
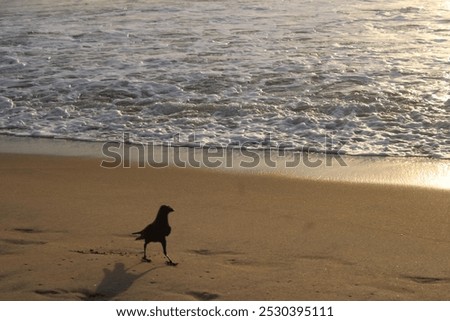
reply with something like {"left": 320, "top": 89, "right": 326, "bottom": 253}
{"left": 132, "top": 205, "right": 177, "bottom": 266}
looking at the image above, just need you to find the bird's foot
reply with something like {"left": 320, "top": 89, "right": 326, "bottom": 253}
{"left": 166, "top": 261, "right": 178, "bottom": 266}
{"left": 141, "top": 257, "right": 152, "bottom": 263}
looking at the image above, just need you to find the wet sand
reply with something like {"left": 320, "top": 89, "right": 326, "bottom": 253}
{"left": 0, "top": 152, "right": 449, "bottom": 300}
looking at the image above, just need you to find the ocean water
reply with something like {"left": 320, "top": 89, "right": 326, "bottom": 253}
{"left": 0, "top": 0, "right": 449, "bottom": 158}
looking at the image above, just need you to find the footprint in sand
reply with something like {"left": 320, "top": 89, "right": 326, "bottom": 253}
{"left": 190, "top": 248, "right": 254, "bottom": 266}
{"left": 189, "top": 249, "right": 240, "bottom": 256}
{"left": 1, "top": 227, "right": 68, "bottom": 249}
{"left": 1, "top": 227, "right": 50, "bottom": 246}
{"left": 186, "top": 291, "right": 220, "bottom": 301}
{"left": 13, "top": 228, "right": 43, "bottom": 234}
{"left": 35, "top": 288, "right": 106, "bottom": 300}
{"left": 0, "top": 238, "right": 47, "bottom": 245}
{"left": 402, "top": 275, "right": 450, "bottom": 284}
{"left": 71, "top": 249, "right": 131, "bottom": 257}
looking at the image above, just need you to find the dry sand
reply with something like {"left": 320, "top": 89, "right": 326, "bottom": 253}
{"left": 0, "top": 152, "right": 449, "bottom": 300}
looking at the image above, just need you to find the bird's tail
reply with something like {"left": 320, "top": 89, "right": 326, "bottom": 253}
{"left": 132, "top": 231, "right": 143, "bottom": 240}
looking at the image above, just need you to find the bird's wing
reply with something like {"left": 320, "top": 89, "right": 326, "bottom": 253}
{"left": 141, "top": 223, "right": 157, "bottom": 234}
{"left": 132, "top": 223, "right": 154, "bottom": 235}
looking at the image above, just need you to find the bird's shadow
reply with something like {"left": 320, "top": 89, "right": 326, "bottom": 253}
{"left": 81, "top": 262, "right": 161, "bottom": 301}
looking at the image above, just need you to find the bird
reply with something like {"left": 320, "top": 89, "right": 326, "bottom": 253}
{"left": 132, "top": 205, "right": 177, "bottom": 266}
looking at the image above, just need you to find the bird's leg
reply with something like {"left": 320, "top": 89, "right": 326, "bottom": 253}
{"left": 161, "top": 239, "right": 177, "bottom": 266}
{"left": 165, "top": 254, "right": 176, "bottom": 266}
{"left": 142, "top": 242, "right": 151, "bottom": 263}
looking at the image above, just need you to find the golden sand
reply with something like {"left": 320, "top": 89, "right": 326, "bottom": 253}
{"left": 0, "top": 153, "right": 449, "bottom": 300}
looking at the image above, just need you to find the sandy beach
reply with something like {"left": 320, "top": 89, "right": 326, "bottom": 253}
{"left": 0, "top": 148, "right": 449, "bottom": 301}
{"left": 1, "top": 0, "right": 449, "bottom": 306}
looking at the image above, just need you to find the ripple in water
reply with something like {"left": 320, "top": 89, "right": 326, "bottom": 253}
{"left": 0, "top": 0, "right": 449, "bottom": 158}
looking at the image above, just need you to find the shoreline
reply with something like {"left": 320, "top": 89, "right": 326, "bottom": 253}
{"left": 0, "top": 140, "right": 449, "bottom": 300}
{"left": 0, "top": 135, "right": 449, "bottom": 190}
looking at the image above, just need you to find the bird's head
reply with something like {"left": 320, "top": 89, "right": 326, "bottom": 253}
{"left": 160, "top": 205, "right": 174, "bottom": 214}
